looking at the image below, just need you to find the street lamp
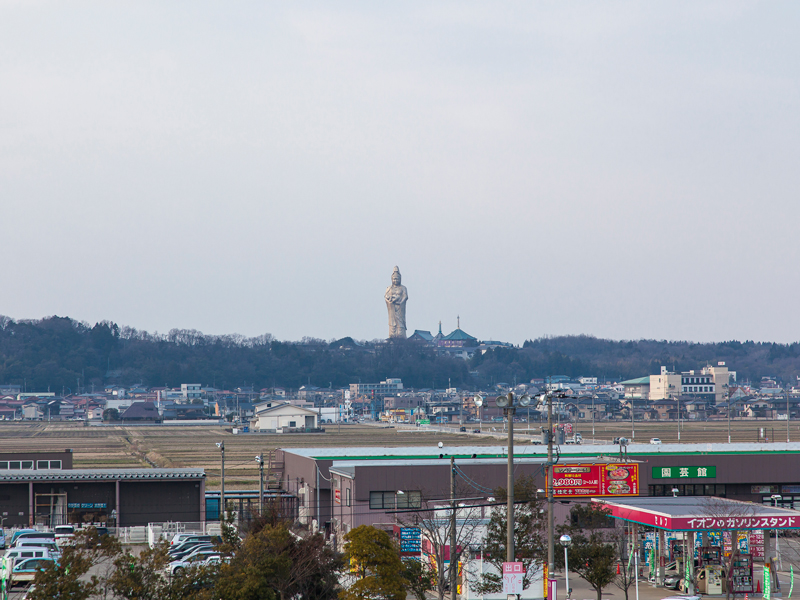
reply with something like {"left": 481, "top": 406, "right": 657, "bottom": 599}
{"left": 723, "top": 384, "right": 730, "bottom": 443}
{"left": 474, "top": 395, "right": 484, "bottom": 429}
{"left": 216, "top": 442, "right": 225, "bottom": 522}
{"left": 772, "top": 494, "right": 782, "bottom": 569}
{"left": 560, "top": 534, "right": 572, "bottom": 599}
{"left": 495, "top": 391, "right": 532, "bottom": 562}
{"left": 255, "top": 454, "right": 264, "bottom": 514}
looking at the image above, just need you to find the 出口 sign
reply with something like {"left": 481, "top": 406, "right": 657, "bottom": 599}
{"left": 502, "top": 562, "right": 523, "bottom": 594}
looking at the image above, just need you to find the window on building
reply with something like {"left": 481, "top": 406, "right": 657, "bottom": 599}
{"left": 37, "top": 461, "right": 48, "bottom": 469}
{"left": 9, "top": 462, "right": 20, "bottom": 470}
{"left": 396, "top": 491, "right": 422, "bottom": 509}
{"left": 369, "top": 490, "right": 421, "bottom": 510}
{"left": 370, "top": 491, "right": 390, "bottom": 509}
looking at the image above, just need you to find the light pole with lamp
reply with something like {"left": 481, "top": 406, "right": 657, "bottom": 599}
{"left": 723, "top": 384, "right": 731, "bottom": 443}
{"left": 787, "top": 389, "right": 791, "bottom": 443}
{"left": 474, "top": 395, "right": 484, "bottom": 430}
{"left": 255, "top": 454, "right": 264, "bottom": 514}
{"left": 560, "top": 534, "right": 572, "bottom": 599}
{"left": 495, "top": 391, "right": 532, "bottom": 563}
{"left": 771, "top": 494, "right": 782, "bottom": 571}
{"left": 216, "top": 442, "right": 225, "bottom": 522}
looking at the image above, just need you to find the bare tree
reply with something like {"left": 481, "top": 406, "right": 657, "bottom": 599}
{"left": 474, "top": 476, "right": 547, "bottom": 596}
{"left": 700, "top": 497, "right": 757, "bottom": 600}
{"left": 398, "top": 488, "right": 484, "bottom": 600}
{"left": 610, "top": 526, "right": 636, "bottom": 600}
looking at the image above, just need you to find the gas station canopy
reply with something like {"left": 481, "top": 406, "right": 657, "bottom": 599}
{"left": 593, "top": 496, "right": 800, "bottom": 531}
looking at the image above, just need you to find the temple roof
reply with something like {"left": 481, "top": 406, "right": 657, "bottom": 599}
{"left": 443, "top": 328, "right": 477, "bottom": 341}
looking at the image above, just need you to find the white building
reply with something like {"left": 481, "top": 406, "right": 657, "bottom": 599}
{"left": 181, "top": 384, "right": 202, "bottom": 401}
{"left": 252, "top": 402, "right": 319, "bottom": 432}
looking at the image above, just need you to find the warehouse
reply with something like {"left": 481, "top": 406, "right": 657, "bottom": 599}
{"left": 278, "top": 441, "right": 800, "bottom": 539}
{"left": 0, "top": 451, "right": 205, "bottom": 527}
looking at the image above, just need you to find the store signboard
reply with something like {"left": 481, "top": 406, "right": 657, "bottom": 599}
{"left": 67, "top": 503, "right": 106, "bottom": 509}
{"left": 652, "top": 466, "right": 716, "bottom": 479}
{"left": 400, "top": 527, "right": 421, "bottom": 554}
{"left": 551, "top": 463, "right": 639, "bottom": 498}
{"left": 602, "top": 504, "right": 800, "bottom": 531}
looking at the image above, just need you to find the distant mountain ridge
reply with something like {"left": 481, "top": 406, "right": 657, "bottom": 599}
{"left": 0, "top": 315, "right": 795, "bottom": 392}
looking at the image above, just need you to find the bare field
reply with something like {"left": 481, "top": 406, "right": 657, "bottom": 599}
{"left": 0, "top": 423, "right": 501, "bottom": 490}
{"left": 0, "top": 419, "right": 795, "bottom": 490}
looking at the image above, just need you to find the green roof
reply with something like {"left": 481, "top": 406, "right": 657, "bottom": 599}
{"left": 443, "top": 328, "right": 477, "bottom": 341}
{"left": 620, "top": 376, "right": 650, "bottom": 385}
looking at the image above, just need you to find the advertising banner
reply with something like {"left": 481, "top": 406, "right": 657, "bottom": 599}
{"left": 551, "top": 463, "right": 639, "bottom": 498}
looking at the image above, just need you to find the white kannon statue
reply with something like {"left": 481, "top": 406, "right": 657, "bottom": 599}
{"left": 385, "top": 266, "right": 408, "bottom": 338}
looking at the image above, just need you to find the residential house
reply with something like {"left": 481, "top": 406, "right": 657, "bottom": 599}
{"left": 121, "top": 402, "right": 160, "bottom": 421}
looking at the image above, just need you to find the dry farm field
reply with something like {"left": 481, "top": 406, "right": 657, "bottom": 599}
{"left": 0, "top": 418, "right": 795, "bottom": 491}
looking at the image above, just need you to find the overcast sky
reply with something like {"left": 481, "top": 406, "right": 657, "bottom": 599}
{"left": 2, "top": 2, "right": 799, "bottom": 345}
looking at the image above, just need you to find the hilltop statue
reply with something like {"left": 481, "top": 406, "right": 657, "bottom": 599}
{"left": 385, "top": 266, "right": 408, "bottom": 338}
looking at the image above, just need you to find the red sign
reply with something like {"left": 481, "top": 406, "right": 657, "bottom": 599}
{"left": 334, "top": 490, "right": 341, "bottom": 504}
{"left": 601, "top": 505, "right": 800, "bottom": 531}
{"left": 550, "top": 463, "right": 639, "bottom": 498}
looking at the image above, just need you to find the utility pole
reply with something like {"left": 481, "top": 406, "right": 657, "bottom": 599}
{"left": 256, "top": 453, "right": 264, "bottom": 514}
{"left": 547, "top": 390, "right": 555, "bottom": 600}
{"left": 217, "top": 442, "right": 225, "bottom": 522}
{"left": 496, "top": 391, "right": 531, "bottom": 563}
{"left": 450, "top": 455, "right": 457, "bottom": 600}
{"left": 506, "top": 399, "right": 515, "bottom": 562}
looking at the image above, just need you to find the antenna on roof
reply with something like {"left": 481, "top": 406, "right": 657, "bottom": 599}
{"left": 457, "top": 315, "right": 460, "bottom": 329}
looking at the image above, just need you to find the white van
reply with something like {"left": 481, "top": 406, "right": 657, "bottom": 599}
{"left": 12, "top": 532, "right": 55, "bottom": 546}
{"left": 14, "top": 540, "right": 60, "bottom": 556}
{"left": 4, "top": 547, "right": 53, "bottom": 561}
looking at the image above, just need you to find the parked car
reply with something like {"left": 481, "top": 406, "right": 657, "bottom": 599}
{"left": 663, "top": 571, "right": 683, "bottom": 590}
{"left": 4, "top": 547, "right": 54, "bottom": 561}
{"left": 650, "top": 438, "right": 662, "bottom": 445}
{"left": 54, "top": 525, "right": 75, "bottom": 546}
{"left": 10, "top": 530, "right": 40, "bottom": 546}
{"left": 14, "top": 540, "right": 61, "bottom": 557}
{"left": 12, "top": 531, "right": 56, "bottom": 546}
{"left": 0, "top": 528, "right": 5, "bottom": 549}
{"left": 169, "top": 542, "right": 214, "bottom": 557}
{"left": 170, "top": 533, "right": 201, "bottom": 546}
{"left": 167, "top": 551, "right": 222, "bottom": 576}
{"left": 9, "top": 557, "right": 55, "bottom": 587}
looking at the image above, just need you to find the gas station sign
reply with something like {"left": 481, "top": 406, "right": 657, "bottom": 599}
{"left": 551, "top": 463, "right": 639, "bottom": 498}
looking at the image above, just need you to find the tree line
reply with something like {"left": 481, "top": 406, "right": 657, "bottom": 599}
{"left": 0, "top": 315, "right": 797, "bottom": 393}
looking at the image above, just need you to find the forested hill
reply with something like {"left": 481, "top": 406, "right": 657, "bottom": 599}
{"left": 0, "top": 316, "right": 797, "bottom": 393}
